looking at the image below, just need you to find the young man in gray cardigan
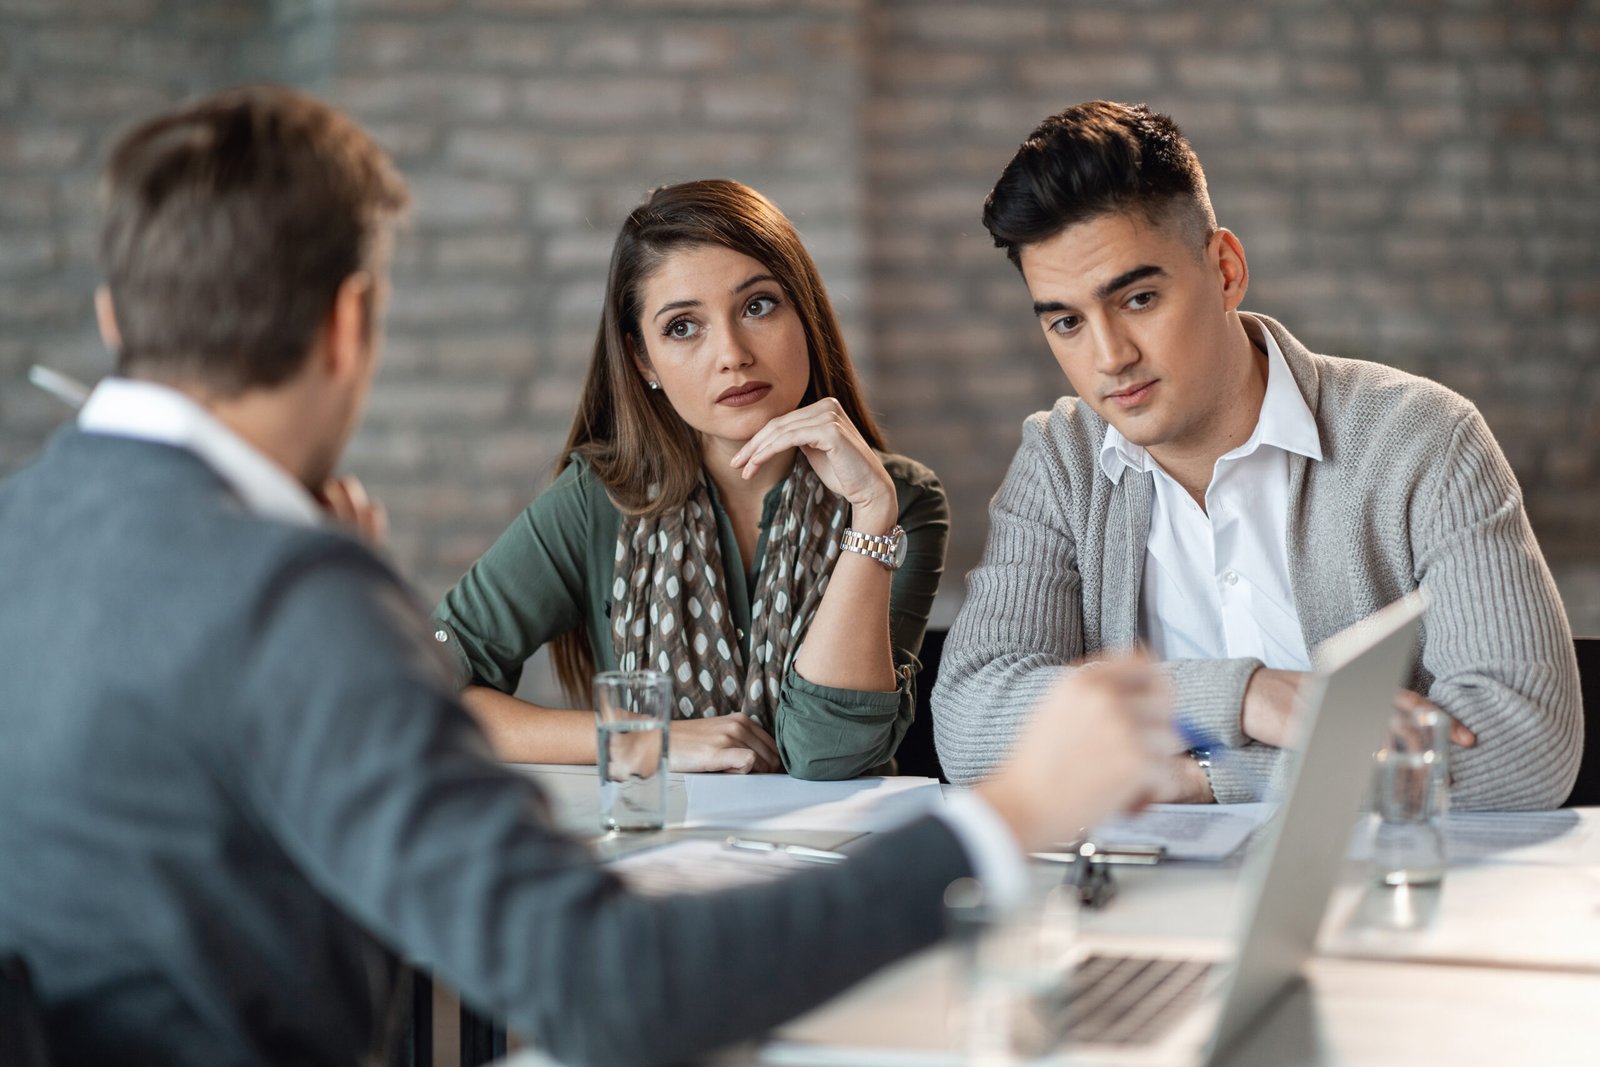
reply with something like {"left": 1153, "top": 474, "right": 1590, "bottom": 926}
{"left": 0, "top": 88, "right": 1167, "bottom": 1067}
{"left": 933, "top": 100, "right": 1581, "bottom": 811}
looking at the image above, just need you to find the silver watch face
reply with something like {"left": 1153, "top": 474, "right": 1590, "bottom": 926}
{"left": 889, "top": 526, "right": 908, "bottom": 569}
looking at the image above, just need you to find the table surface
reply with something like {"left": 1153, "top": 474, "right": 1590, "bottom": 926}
{"left": 501, "top": 766, "right": 1600, "bottom": 1067}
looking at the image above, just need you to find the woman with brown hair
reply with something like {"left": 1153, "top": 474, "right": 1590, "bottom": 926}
{"left": 432, "top": 179, "right": 947, "bottom": 780}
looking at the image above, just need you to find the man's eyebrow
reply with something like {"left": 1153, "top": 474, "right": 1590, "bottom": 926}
{"left": 1030, "top": 265, "right": 1171, "bottom": 318}
{"left": 1094, "top": 265, "right": 1166, "bottom": 302}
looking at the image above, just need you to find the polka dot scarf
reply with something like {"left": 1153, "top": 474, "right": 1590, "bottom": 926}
{"left": 611, "top": 460, "right": 848, "bottom": 730}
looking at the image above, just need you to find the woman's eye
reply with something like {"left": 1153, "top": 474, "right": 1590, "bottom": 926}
{"left": 745, "top": 295, "right": 779, "bottom": 318}
{"left": 665, "top": 318, "right": 698, "bottom": 340}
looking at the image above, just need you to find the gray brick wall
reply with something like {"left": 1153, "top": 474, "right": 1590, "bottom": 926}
{"left": 3, "top": 0, "right": 1597, "bottom": 637}
{"left": 0, "top": 0, "right": 277, "bottom": 470}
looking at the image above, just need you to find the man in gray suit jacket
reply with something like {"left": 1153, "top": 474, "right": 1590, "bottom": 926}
{"left": 0, "top": 88, "right": 1165, "bottom": 1067}
{"left": 933, "top": 100, "right": 1580, "bottom": 810}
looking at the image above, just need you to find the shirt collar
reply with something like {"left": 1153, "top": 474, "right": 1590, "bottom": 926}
{"left": 1250, "top": 327, "right": 1323, "bottom": 463}
{"left": 1097, "top": 323, "right": 1322, "bottom": 484}
{"left": 78, "top": 377, "right": 323, "bottom": 528}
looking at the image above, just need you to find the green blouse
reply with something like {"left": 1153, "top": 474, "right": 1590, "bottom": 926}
{"left": 432, "top": 452, "right": 949, "bottom": 780}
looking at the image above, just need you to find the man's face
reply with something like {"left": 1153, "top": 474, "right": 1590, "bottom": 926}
{"left": 1018, "top": 212, "right": 1249, "bottom": 459}
{"left": 308, "top": 259, "right": 391, "bottom": 488}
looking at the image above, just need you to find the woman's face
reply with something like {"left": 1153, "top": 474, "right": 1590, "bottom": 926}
{"left": 631, "top": 243, "right": 812, "bottom": 453}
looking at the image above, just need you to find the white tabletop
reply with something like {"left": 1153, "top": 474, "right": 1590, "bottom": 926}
{"left": 500, "top": 767, "right": 1600, "bottom": 1066}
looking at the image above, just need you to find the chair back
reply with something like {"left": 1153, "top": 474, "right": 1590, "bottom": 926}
{"left": 1564, "top": 636, "right": 1599, "bottom": 807}
{"left": 0, "top": 955, "right": 52, "bottom": 1067}
{"left": 896, "top": 628, "right": 948, "bottom": 782}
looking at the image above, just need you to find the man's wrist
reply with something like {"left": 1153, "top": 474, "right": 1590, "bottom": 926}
{"left": 1235, "top": 668, "right": 1260, "bottom": 742}
{"left": 1147, "top": 753, "right": 1216, "bottom": 804}
{"left": 940, "top": 787, "right": 1031, "bottom": 912}
{"left": 969, "top": 777, "right": 1032, "bottom": 850}
{"left": 1184, "top": 749, "right": 1217, "bottom": 803}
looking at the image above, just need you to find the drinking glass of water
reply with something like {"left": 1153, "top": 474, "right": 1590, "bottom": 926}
{"left": 593, "top": 670, "right": 672, "bottom": 833}
{"left": 944, "top": 879, "right": 1079, "bottom": 1065}
{"left": 1370, "top": 700, "right": 1450, "bottom": 887}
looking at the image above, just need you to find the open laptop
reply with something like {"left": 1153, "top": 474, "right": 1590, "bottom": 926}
{"left": 764, "top": 591, "right": 1427, "bottom": 1067}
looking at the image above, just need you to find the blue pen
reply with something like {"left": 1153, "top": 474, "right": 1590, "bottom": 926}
{"left": 1173, "top": 717, "right": 1218, "bottom": 753}
{"left": 1174, "top": 716, "right": 1273, "bottom": 801}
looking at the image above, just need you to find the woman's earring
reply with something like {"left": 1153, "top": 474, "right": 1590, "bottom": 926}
{"left": 647, "top": 380, "right": 661, "bottom": 392}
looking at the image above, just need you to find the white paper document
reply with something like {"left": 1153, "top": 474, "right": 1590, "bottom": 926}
{"left": 1087, "top": 802, "right": 1276, "bottom": 861}
{"left": 682, "top": 774, "right": 944, "bottom": 833}
{"left": 608, "top": 838, "right": 824, "bottom": 895}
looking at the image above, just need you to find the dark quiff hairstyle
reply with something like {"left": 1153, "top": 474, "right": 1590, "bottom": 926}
{"left": 99, "top": 85, "right": 408, "bottom": 394}
{"left": 982, "top": 100, "right": 1217, "bottom": 269}
{"left": 552, "top": 178, "right": 887, "bottom": 702}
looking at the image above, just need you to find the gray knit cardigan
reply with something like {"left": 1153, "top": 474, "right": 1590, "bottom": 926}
{"left": 932, "top": 313, "right": 1581, "bottom": 810}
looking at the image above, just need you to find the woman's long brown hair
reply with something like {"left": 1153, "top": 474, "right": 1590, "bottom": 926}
{"left": 552, "top": 179, "right": 887, "bottom": 705}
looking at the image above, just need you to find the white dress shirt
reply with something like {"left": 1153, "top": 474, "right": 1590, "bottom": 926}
{"left": 77, "top": 377, "right": 1032, "bottom": 902}
{"left": 1100, "top": 327, "right": 1323, "bottom": 672}
{"left": 78, "top": 377, "right": 322, "bottom": 529}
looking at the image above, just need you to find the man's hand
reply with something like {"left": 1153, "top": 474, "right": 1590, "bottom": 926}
{"left": 1145, "top": 753, "right": 1216, "bottom": 803}
{"left": 1240, "top": 667, "right": 1309, "bottom": 748}
{"left": 316, "top": 474, "right": 388, "bottom": 546}
{"left": 1244, "top": 669, "right": 1478, "bottom": 752}
{"left": 669, "top": 713, "right": 783, "bottom": 774}
{"left": 974, "top": 660, "right": 1171, "bottom": 852}
{"left": 1395, "top": 688, "right": 1478, "bottom": 749}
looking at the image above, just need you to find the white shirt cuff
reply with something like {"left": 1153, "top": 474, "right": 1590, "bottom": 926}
{"left": 933, "top": 788, "right": 1030, "bottom": 912}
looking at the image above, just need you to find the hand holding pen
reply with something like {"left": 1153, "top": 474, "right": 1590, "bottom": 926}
{"left": 1166, "top": 715, "right": 1278, "bottom": 803}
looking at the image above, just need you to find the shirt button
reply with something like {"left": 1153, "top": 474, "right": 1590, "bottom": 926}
{"left": 434, "top": 629, "right": 449, "bottom": 642}
{"left": 1222, "top": 571, "right": 1240, "bottom": 587}
{"left": 736, "top": 628, "right": 746, "bottom": 641}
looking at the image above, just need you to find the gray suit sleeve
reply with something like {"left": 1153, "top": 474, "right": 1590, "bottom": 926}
{"left": 1413, "top": 408, "right": 1582, "bottom": 810}
{"left": 222, "top": 545, "right": 971, "bottom": 1067}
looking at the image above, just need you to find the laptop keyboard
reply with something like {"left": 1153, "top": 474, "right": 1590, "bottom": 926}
{"left": 1054, "top": 954, "right": 1215, "bottom": 1046}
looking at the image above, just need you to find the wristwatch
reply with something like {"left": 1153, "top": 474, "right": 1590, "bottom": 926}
{"left": 840, "top": 525, "right": 907, "bottom": 570}
{"left": 1188, "top": 746, "right": 1215, "bottom": 797}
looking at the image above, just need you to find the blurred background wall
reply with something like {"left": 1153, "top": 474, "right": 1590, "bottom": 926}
{"left": 4, "top": 0, "right": 1597, "bottom": 658}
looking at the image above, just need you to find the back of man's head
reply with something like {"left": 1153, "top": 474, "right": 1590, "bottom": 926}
{"left": 982, "top": 100, "right": 1216, "bottom": 269}
{"left": 99, "top": 85, "right": 408, "bottom": 395}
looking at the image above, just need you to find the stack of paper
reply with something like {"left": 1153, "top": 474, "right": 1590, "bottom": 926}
{"left": 1087, "top": 802, "right": 1277, "bottom": 861}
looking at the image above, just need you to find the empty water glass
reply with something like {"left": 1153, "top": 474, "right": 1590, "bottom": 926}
{"left": 944, "top": 879, "right": 1078, "bottom": 1065}
{"left": 1370, "top": 700, "right": 1450, "bottom": 887}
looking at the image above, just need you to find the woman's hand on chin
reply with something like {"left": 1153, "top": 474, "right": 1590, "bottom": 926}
{"left": 730, "top": 398, "right": 897, "bottom": 524}
{"left": 668, "top": 712, "right": 783, "bottom": 774}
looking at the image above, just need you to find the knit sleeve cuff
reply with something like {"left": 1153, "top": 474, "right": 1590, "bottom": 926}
{"left": 1160, "top": 656, "right": 1263, "bottom": 804}
{"left": 1161, "top": 656, "right": 1260, "bottom": 751}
